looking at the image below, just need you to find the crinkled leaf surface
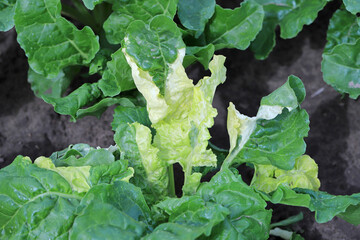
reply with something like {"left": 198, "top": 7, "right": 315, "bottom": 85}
{"left": 198, "top": 170, "right": 272, "bottom": 239}
{"left": 70, "top": 181, "right": 151, "bottom": 239}
{"left": 124, "top": 15, "right": 185, "bottom": 92}
{"left": 322, "top": 9, "right": 360, "bottom": 99}
{"left": 104, "top": 0, "right": 177, "bottom": 44}
{"left": 251, "top": 0, "right": 329, "bottom": 59}
{"left": 143, "top": 223, "right": 200, "bottom": 240}
{"left": 35, "top": 157, "right": 92, "bottom": 193}
{"left": 79, "top": 180, "right": 152, "bottom": 223}
{"left": 98, "top": 48, "right": 135, "bottom": 97}
{"left": 0, "top": 154, "right": 144, "bottom": 239}
{"left": 343, "top": 0, "right": 360, "bottom": 14}
{"left": 251, "top": 155, "right": 320, "bottom": 193}
{"left": 124, "top": 45, "right": 226, "bottom": 194}
{"left": 178, "top": 0, "right": 215, "bottom": 38}
{"left": 114, "top": 122, "right": 168, "bottom": 203}
{"left": 89, "top": 160, "right": 135, "bottom": 185}
{"left": 0, "top": 156, "right": 83, "bottom": 239}
{"left": 324, "top": 10, "right": 360, "bottom": 53}
{"left": 145, "top": 170, "right": 271, "bottom": 239}
{"left": 14, "top": 0, "right": 99, "bottom": 78}
{"left": 147, "top": 196, "right": 229, "bottom": 239}
{"left": 205, "top": 0, "right": 264, "bottom": 50}
{"left": 0, "top": 0, "right": 16, "bottom": 31}
{"left": 48, "top": 144, "right": 134, "bottom": 185}
{"left": 223, "top": 75, "right": 309, "bottom": 170}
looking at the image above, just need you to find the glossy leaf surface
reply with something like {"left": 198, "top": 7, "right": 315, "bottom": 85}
{"left": 0, "top": 0, "right": 16, "bottom": 31}
{"left": 14, "top": 0, "right": 99, "bottom": 78}
{"left": 322, "top": 9, "right": 360, "bottom": 99}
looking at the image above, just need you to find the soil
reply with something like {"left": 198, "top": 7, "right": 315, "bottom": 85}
{"left": 1, "top": 1, "right": 360, "bottom": 239}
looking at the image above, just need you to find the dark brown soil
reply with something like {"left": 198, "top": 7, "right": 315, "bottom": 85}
{"left": 1, "top": 1, "right": 360, "bottom": 239}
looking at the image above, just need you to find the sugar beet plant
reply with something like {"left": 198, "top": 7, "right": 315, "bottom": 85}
{"left": 1, "top": 0, "right": 360, "bottom": 121}
{"left": 1, "top": 0, "right": 360, "bottom": 239}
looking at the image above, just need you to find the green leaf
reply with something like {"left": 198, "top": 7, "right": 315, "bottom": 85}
{"left": 261, "top": 75, "right": 306, "bottom": 107}
{"left": 112, "top": 106, "right": 151, "bottom": 131}
{"left": 198, "top": 170, "right": 272, "bottom": 240}
{"left": 98, "top": 48, "right": 135, "bottom": 97}
{"left": 49, "top": 143, "right": 95, "bottom": 163}
{"left": 183, "top": 44, "right": 215, "bottom": 69}
{"left": 250, "top": 18, "right": 277, "bottom": 60}
{"left": 0, "top": 0, "right": 16, "bottom": 31}
{"left": 143, "top": 223, "right": 202, "bottom": 240}
{"left": 0, "top": 155, "right": 144, "bottom": 239}
{"left": 261, "top": 186, "right": 360, "bottom": 225}
{"left": 124, "top": 15, "right": 185, "bottom": 92}
{"left": 205, "top": 1, "right": 264, "bottom": 50}
{"left": 322, "top": 38, "right": 360, "bottom": 99}
{"left": 251, "top": 0, "right": 329, "bottom": 59}
{"left": 14, "top": 0, "right": 99, "bottom": 78}
{"left": 147, "top": 196, "right": 229, "bottom": 239}
{"left": 28, "top": 67, "right": 79, "bottom": 98}
{"left": 0, "top": 156, "right": 83, "bottom": 238}
{"left": 291, "top": 233, "right": 305, "bottom": 240}
{"left": 323, "top": 9, "right": 360, "bottom": 53}
{"left": 259, "top": 185, "right": 311, "bottom": 207}
{"left": 75, "top": 97, "right": 136, "bottom": 119}
{"left": 89, "top": 160, "right": 134, "bottom": 185}
{"left": 42, "top": 83, "right": 102, "bottom": 121}
{"left": 81, "top": 0, "right": 104, "bottom": 10}
{"left": 89, "top": 48, "right": 113, "bottom": 75}
{"left": 237, "top": 108, "right": 309, "bottom": 170}
{"left": 70, "top": 181, "right": 150, "bottom": 239}
{"left": 0, "top": 157, "right": 130, "bottom": 234}
{"left": 343, "top": 0, "right": 360, "bottom": 14}
{"left": 52, "top": 148, "right": 115, "bottom": 167}
{"left": 251, "top": 155, "right": 320, "bottom": 193}
{"left": 322, "top": 9, "right": 360, "bottom": 99}
{"left": 147, "top": 170, "right": 271, "bottom": 239}
{"left": 79, "top": 180, "right": 151, "bottom": 224}
{"left": 103, "top": 0, "right": 177, "bottom": 44}
{"left": 223, "top": 76, "right": 309, "bottom": 170}
{"left": 177, "top": 0, "right": 216, "bottom": 38}
{"left": 278, "top": 0, "right": 329, "bottom": 39}
{"left": 295, "top": 189, "right": 360, "bottom": 224}
{"left": 70, "top": 202, "right": 146, "bottom": 239}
